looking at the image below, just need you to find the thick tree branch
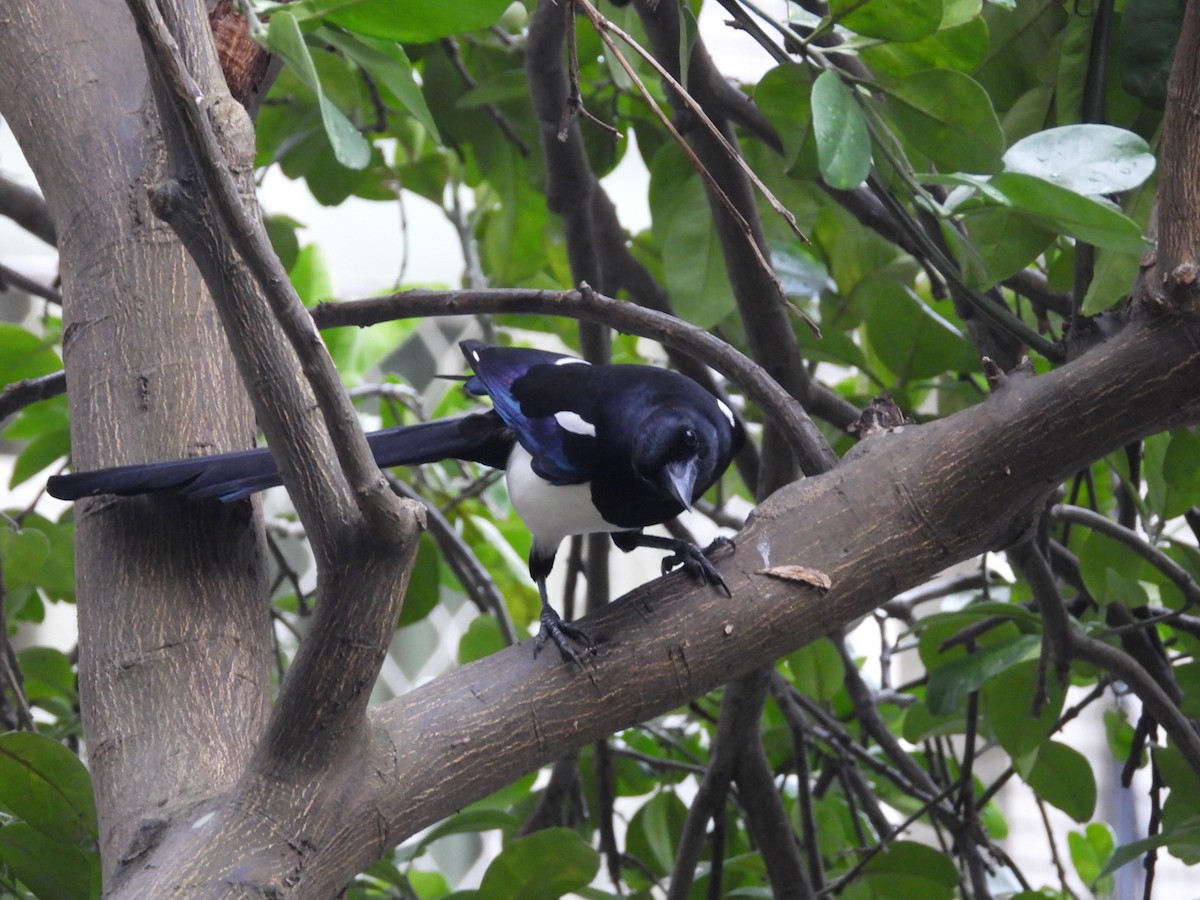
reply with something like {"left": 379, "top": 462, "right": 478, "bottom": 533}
{"left": 110, "top": 312, "right": 1200, "bottom": 893}
{"left": 81, "top": 4, "right": 425, "bottom": 888}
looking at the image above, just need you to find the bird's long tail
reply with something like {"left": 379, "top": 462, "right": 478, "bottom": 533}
{"left": 46, "top": 411, "right": 512, "bottom": 502}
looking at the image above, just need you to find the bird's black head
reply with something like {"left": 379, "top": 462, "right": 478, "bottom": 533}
{"left": 632, "top": 403, "right": 741, "bottom": 513}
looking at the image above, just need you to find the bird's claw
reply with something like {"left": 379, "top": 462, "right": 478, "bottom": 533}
{"left": 661, "top": 537, "right": 735, "bottom": 597}
{"left": 534, "top": 608, "right": 596, "bottom": 668}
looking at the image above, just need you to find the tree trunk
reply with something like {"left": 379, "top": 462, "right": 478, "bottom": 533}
{"left": 0, "top": 0, "right": 271, "bottom": 879}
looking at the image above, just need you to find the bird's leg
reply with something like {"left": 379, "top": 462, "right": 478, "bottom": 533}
{"left": 532, "top": 578, "right": 596, "bottom": 667}
{"left": 612, "top": 532, "right": 734, "bottom": 597}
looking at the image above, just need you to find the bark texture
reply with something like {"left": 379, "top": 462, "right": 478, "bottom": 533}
{"left": 0, "top": 0, "right": 273, "bottom": 878}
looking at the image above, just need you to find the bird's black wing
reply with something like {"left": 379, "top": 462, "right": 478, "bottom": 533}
{"left": 460, "top": 340, "right": 599, "bottom": 485}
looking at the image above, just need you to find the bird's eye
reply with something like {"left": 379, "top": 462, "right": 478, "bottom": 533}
{"left": 681, "top": 427, "right": 698, "bottom": 449}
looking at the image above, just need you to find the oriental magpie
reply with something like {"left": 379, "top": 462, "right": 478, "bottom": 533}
{"left": 48, "top": 340, "right": 745, "bottom": 664}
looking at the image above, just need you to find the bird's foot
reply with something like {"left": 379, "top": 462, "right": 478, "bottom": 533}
{"left": 533, "top": 607, "right": 596, "bottom": 668}
{"left": 661, "top": 537, "right": 735, "bottom": 597}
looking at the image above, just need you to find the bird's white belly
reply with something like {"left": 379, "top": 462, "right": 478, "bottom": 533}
{"left": 505, "top": 445, "right": 623, "bottom": 547}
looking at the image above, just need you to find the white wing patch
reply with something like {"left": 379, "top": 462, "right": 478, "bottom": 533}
{"left": 554, "top": 357, "right": 589, "bottom": 366}
{"left": 553, "top": 410, "right": 596, "bottom": 437}
{"left": 717, "top": 399, "right": 736, "bottom": 427}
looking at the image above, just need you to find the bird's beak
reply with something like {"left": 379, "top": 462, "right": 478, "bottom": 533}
{"left": 661, "top": 457, "right": 699, "bottom": 512}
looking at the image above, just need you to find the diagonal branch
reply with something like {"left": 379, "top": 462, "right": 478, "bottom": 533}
{"left": 123, "top": 0, "right": 423, "bottom": 791}
{"left": 127, "top": 0, "right": 403, "bottom": 543}
{"left": 111, "top": 303, "right": 1200, "bottom": 894}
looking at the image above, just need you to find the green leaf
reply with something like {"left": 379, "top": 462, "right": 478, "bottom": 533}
{"left": 901, "top": 697, "right": 965, "bottom": 742}
{"left": 458, "top": 615, "right": 508, "bottom": 665}
{"left": 262, "top": 12, "right": 371, "bottom": 170}
{"left": 1077, "top": 529, "right": 1147, "bottom": 606}
{"left": 288, "top": 243, "right": 335, "bottom": 307}
{"left": 1025, "top": 741, "right": 1097, "bottom": 823}
{"left": 857, "top": 840, "right": 958, "bottom": 900}
{"left": 828, "top": 0, "right": 942, "bottom": 42}
{"left": 982, "top": 658, "right": 1065, "bottom": 762}
{"left": 456, "top": 70, "right": 532, "bottom": 108}
{"left": 479, "top": 160, "right": 551, "bottom": 285}
{"left": 811, "top": 71, "right": 871, "bottom": 190}
{"left": 925, "top": 634, "right": 1040, "bottom": 715}
{"left": 264, "top": 214, "right": 303, "bottom": 271}
{"left": 861, "top": 18, "right": 989, "bottom": 78}
{"left": 862, "top": 283, "right": 970, "bottom": 382}
{"left": 884, "top": 69, "right": 1004, "bottom": 174}
{"left": 0, "top": 731, "right": 98, "bottom": 844}
{"left": 1176, "top": 661, "right": 1200, "bottom": 718}
{"left": 1101, "top": 816, "right": 1200, "bottom": 877}
{"left": 397, "top": 533, "right": 440, "bottom": 627}
{"left": 10, "top": 428, "right": 71, "bottom": 488}
{"left": 973, "top": 0, "right": 1068, "bottom": 112}
{"left": 1069, "top": 823, "right": 1115, "bottom": 888}
{"left": 476, "top": 828, "right": 599, "bottom": 900}
{"left": 1153, "top": 743, "right": 1200, "bottom": 862}
{"left": 1002, "top": 126, "right": 1155, "bottom": 195}
{"left": 16, "top": 515, "right": 74, "bottom": 602}
{"left": 959, "top": 206, "right": 1057, "bottom": 288}
{"left": 649, "top": 146, "right": 737, "bottom": 327}
{"left": 1119, "top": 0, "right": 1185, "bottom": 108}
{"left": 0, "top": 822, "right": 99, "bottom": 900}
{"left": 1, "top": 525, "right": 51, "bottom": 588}
{"left": 755, "top": 65, "right": 817, "bottom": 175}
{"left": 771, "top": 240, "right": 834, "bottom": 301}
{"left": 785, "top": 638, "right": 845, "bottom": 702}
{"left": 626, "top": 792, "right": 687, "bottom": 876}
{"left": 0, "top": 324, "right": 61, "bottom": 386}
{"left": 417, "top": 809, "right": 519, "bottom": 850}
{"left": 316, "top": 29, "right": 441, "bottom": 141}
{"left": 296, "top": 0, "right": 513, "bottom": 43}
{"left": 985, "top": 173, "right": 1147, "bottom": 252}
{"left": 1080, "top": 248, "right": 1141, "bottom": 314}
{"left": 18, "top": 648, "right": 77, "bottom": 706}
{"left": 1150, "top": 429, "right": 1200, "bottom": 518}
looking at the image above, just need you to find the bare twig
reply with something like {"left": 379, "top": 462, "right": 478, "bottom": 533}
{"left": 0, "top": 261, "right": 61, "bottom": 305}
{"left": 0, "top": 174, "right": 56, "bottom": 246}
{"left": 0, "top": 371, "right": 66, "bottom": 423}
{"left": 1069, "top": 631, "right": 1200, "bottom": 777}
{"left": 1052, "top": 504, "right": 1200, "bottom": 609}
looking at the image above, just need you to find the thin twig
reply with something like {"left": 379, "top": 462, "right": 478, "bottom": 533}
{"left": 0, "top": 371, "right": 66, "bottom": 423}
{"left": 1053, "top": 504, "right": 1200, "bottom": 609}
{"left": 0, "top": 261, "right": 61, "bottom": 305}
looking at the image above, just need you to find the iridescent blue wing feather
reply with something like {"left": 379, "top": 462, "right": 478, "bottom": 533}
{"left": 459, "top": 340, "right": 597, "bottom": 484}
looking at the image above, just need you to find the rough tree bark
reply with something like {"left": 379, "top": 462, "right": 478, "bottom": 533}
{"left": 0, "top": 0, "right": 272, "bottom": 874}
{"left": 1, "top": 0, "right": 1199, "bottom": 897}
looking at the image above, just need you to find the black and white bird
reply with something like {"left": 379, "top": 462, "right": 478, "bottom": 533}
{"left": 48, "top": 340, "right": 745, "bottom": 663}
